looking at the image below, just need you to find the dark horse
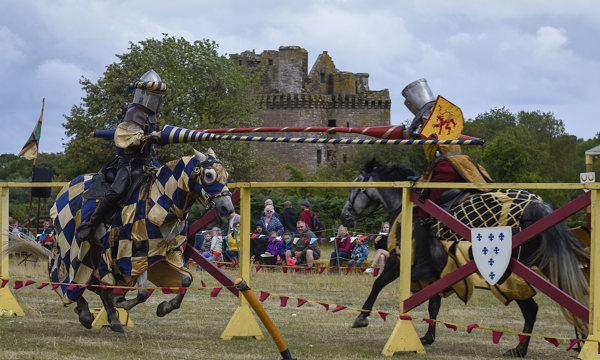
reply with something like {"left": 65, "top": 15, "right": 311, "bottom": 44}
{"left": 27, "top": 149, "right": 234, "bottom": 333}
{"left": 340, "top": 158, "right": 589, "bottom": 357}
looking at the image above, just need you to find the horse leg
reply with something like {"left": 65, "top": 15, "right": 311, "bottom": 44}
{"left": 352, "top": 254, "right": 400, "bottom": 328}
{"left": 421, "top": 295, "right": 441, "bottom": 345}
{"left": 114, "top": 271, "right": 149, "bottom": 311}
{"left": 74, "top": 295, "right": 93, "bottom": 329}
{"left": 96, "top": 287, "right": 125, "bottom": 333}
{"left": 504, "top": 297, "right": 538, "bottom": 357}
{"left": 156, "top": 273, "right": 192, "bottom": 317}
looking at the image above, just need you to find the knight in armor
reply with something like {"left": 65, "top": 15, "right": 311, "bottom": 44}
{"left": 77, "top": 70, "right": 167, "bottom": 242}
{"left": 401, "top": 79, "right": 493, "bottom": 280}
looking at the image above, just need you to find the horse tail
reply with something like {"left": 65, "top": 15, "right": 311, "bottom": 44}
{"left": 523, "top": 201, "right": 589, "bottom": 335}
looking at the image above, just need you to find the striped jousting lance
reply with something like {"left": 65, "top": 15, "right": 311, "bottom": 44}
{"left": 158, "top": 125, "right": 484, "bottom": 146}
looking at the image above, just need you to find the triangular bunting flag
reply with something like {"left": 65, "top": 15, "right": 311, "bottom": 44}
{"left": 518, "top": 334, "right": 529, "bottom": 343}
{"left": 161, "top": 287, "right": 173, "bottom": 294}
{"left": 13, "top": 281, "right": 23, "bottom": 290}
{"left": 259, "top": 291, "right": 270, "bottom": 302}
{"left": 492, "top": 331, "right": 504, "bottom": 344}
{"left": 331, "top": 305, "right": 347, "bottom": 313}
{"left": 297, "top": 298, "right": 307, "bottom": 307}
{"left": 146, "top": 289, "right": 154, "bottom": 298}
{"left": 399, "top": 315, "right": 412, "bottom": 321}
{"left": 320, "top": 303, "right": 329, "bottom": 311}
{"left": 544, "top": 337, "right": 559, "bottom": 347}
{"left": 567, "top": 339, "right": 583, "bottom": 351}
{"left": 379, "top": 312, "right": 390, "bottom": 321}
{"left": 444, "top": 323, "right": 457, "bottom": 331}
{"left": 280, "top": 296, "right": 289, "bottom": 307}
{"left": 467, "top": 324, "right": 479, "bottom": 333}
{"left": 178, "top": 287, "right": 186, "bottom": 295}
{"left": 210, "top": 288, "right": 222, "bottom": 297}
{"left": 36, "top": 283, "right": 48, "bottom": 289}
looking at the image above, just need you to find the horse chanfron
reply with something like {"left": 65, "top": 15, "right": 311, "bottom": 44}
{"left": 193, "top": 148, "right": 235, "bottom": 219}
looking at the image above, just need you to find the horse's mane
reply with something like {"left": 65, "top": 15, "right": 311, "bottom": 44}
{"left": 362, "top": 158, "right": 419, "bottom": 181}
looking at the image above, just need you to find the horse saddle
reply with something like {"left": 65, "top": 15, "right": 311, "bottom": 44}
{"left": 82, "top": 163, "right": 151, "bottom": 204}
{"left": 439, "top": 188, "right": 471, "bottom": 211}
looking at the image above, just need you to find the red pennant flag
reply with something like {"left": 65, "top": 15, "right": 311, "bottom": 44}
{"left": 318, "top": 267, "right": 326, "bottom": 274}
{"left": 492, "top": 331, "right": 504, "bottom": 344}
{"left": 360, "top": 268, "right": 366, "bottom": 273}
{"left": 467, "top": 323, "right": 479, "bottom": 333}
{"left": 373, "top": 268, "right": 380, "bottom": 277}
{"left": 210, "top": 287, "right": 222, "bottom": 297}
{"left": 544, "top": 337, "right": 559, "bottom": 347}
{"left": 201, "top": 280, "right": 206, "bottom": 288}
{"left": 320, "top": 303, "right": 330, "bottom": 311}
{"left": 66, "top": 284, "right": 78, "bottom": 291}
{"left": 178, "top": 287, "right": 187, "bottom": 295}
{"left": 293, "top": 267, "right": 300, "bottom": 273}
{"left": 444, "top": 323, "right": 457, "bottom": 331}
{"left": 51, "top": 284, "right": 61, "bottom": 290}
{"left": 280, "top": 296, "right": 289, "bottom": 307}
{"left": 297, "top": 298, "right": 307, "bottom": 307}
{"left": 303, "top": 266, "right": 312, "bottom": 272}
{"left": 24, "top": 280, "right": 35, "bottom": 287}
{"left": 282, "top": 267, "right": 288, "bottom": 274}
{"left": 269, "top": 266, "right": 275, "bottom": 270}
{"left": 161, "top": 287, "right": 173, "bottom": 294}
{"left": 379, "top": 312, "right": 389, "bottom": 321}
{"left": 331, "top": 266, "right": 339, "bottom": 270}
{"left": 231, "top": 263, "right": 238, "bottom": 268}
{"left": 113, "top": 287, "right": 124, "bottom": 295}
{"left": 99, "top": 283, "right": 107, "bottom": 289}
{"left": 1, "top": 279, "right": 8, "bottom": 288}
{"left": 518, "top": 334, "right": 529, "bottom": 343}
{"left": 37, "top": 282, "right": 49, "bottom": 289}
{"left": 344, "top": 268, "right": 351, "bottom": 275}
{"left": 255, "top": 265, "right": 262, "bottom": 272}
{"left": 217, "top": 263, "right": 226, "bottom": 268}
{"left": 423, "top": 318, "right": 435, "bottom": 326}
{"left": 13, "top": 281, "right": 23, "bottom": 290}
{"left": 399, "top": 315, "right": 412, "bottom": 320}
{"left": 332, "top": 305, "right": 347, "bottom": 313}
{"left": 259, "top": 291, "right": 270, "bottom": 302}
{"left": 566, "top": 339, "right": 583, "bottom": 351}
{"left": 146, "top": 289, "right": 154, "bottom": 298}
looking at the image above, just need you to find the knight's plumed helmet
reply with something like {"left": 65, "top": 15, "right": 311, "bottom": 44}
{"left": 401, "top": 78, "right": 436, "bottom": 115}
{"left": 127, "top": 70, "right": 167, "bottom": 114}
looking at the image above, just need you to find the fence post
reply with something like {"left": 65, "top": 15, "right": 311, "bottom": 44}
{"left": 381, "top": 186, "right": 425, "bottom": 356}
{"left": 0, "top": 183, "right": 24, "bottom": 315}
{"left": 579, "top": 188, "right": 600, "bottom": 359}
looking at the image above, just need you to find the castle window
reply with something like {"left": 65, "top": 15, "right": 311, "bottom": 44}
{"left": 268, "top": 59, "right": 273, "bottom": 65}
{"left": 346, "top": 122, "right": 349, "bottom": 128}
{"left": 238, "top": 60, "right": 242, "bottom": 65}
{"left": 328, "top": 119, "right": 336, "bottom": 127}
{"left": 317, "top": 149, "right": 322, "bottom": 165}
{"left": 320, "top": 72, "right": 326, "bottom": 83}
{"left": 343, "top": 154, "right": 347, "bottom": 163}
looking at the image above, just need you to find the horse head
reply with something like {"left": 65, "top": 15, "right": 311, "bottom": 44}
{"left": 340, "top": 159, "right": 420, "bottom": 227}
{"left": 192, "top": 148, "right": 235, "bottom": 219}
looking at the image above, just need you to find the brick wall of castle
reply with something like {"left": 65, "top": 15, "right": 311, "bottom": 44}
{"left": 230, "top": 46, "right": 391, "bottom": 176}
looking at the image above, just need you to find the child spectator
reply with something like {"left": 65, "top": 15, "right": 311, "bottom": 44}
{"left": 280, "top": 230, "right": 293, "bottom": 265}
{"left": 261, "top": 231, "right": 283, "bottom": 265}
{"left": 209, "top": 227, "right": 223, "bottom": 261}
{"left": 348, "top": 236, "right": 369, "bottom": 269}
{"left": 223, "top": 221, "right": 240, "bottom": 263}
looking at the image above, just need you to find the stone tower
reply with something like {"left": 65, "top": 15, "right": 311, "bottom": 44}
{"left": 230, "top": 46, "right": 391, "bottom": 176}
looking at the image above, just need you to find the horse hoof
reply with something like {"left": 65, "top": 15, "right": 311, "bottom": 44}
{"left": 110, "top": 322, "right": 125, "bottom": 333}
{"left": 420, "top": 336, "right": 434, "bottom": 346}
{"left": 503, "top": 348, "right": 525, "bottom": 358}
{"left": 75, "top": 307, "right": 93, "bottom": 329}
{"left": 156, "top": 301, "right": 171, "bottom": 317}
{"left": 352, "top": 315, "right": 369, "bottom": 328}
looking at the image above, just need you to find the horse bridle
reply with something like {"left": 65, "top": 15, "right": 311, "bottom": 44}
{"left": 191, "top": 157, "right": 232, "bottom": 210}
{"left": 346, "top": 173, "right": 381, "bottom": 218}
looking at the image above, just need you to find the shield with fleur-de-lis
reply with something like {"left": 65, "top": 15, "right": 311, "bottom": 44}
{"left": 471, "top": 226, "right": 512, "bottom": 285}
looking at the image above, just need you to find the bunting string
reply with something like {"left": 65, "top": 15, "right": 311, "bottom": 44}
{"left": 0, "top": 275, "right": 595, "bottom": 353}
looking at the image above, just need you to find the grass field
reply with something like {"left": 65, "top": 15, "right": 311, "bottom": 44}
{"left": 0, "top": 255, "right": 582, "bottom": 360}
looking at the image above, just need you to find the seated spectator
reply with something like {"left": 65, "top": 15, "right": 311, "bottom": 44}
{"left": 348, "top": 236, "right": 369, "bottom": 269}
{"left": 329, "top": 225, "right": 354, "bottom": 270}
{"left": 251, "top": 223, "right": 269, "bottom": 263}
{"left": 280, "top": 230, "right": 293, "bottom": 264}
{"left": 210, "top": 227, "right": 223, "bottom": 261}
{"left": 286, "top": 220, "right": 320, "bottom": 267}
{"left": 365, "top": 222, "right": 390, "bottom": 274}
{"left": 261, "top": 231, "right": 283, "bottom": 265}
{"left": 36, "top": 219, "right": 53, "bottom": 243}
{"left": 194, "top": 230, "right": 206, "bottom": 253}
{"left": 259, "top": 205, "right": 284, "bottom": 236}
{"left": 223, "top": 221, "right": 240, "bottom": 263}
{"left": 280, "top": 201, "right": 299, "bottom": 232}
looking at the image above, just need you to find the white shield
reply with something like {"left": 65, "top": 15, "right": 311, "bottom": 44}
{"left": 471, "top": 226, "right": 512, "bottom": 286}
{"left": 580, "top": 172, "right": 596, "bottom": 193}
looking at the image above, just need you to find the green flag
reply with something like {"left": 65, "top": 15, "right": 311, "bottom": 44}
{"left": 18, "top": 98, "right": 45, "bottom": 162}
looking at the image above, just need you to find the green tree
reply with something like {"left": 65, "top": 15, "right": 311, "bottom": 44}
{"left": 62, "top": 35, "right": 262, "bottom": 181}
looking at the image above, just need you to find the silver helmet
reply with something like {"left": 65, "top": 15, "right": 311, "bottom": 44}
{"left": 401, "top": 78, "right": 436, "bottom": 115}
{"left": 131, "top": 70, "right": 166, "bottom": 113}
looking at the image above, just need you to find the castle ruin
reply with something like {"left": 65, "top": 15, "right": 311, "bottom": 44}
{"left": 230, "top": 46, "right": 391, "bottom": 175}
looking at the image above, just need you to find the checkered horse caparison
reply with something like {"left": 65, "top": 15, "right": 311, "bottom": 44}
{"left": 49, "top": 151, "right": 232, "bottom": 303}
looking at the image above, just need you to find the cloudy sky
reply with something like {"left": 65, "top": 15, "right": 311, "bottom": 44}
{"left": 1, "top": 0, "right": 599, "bottom": 154}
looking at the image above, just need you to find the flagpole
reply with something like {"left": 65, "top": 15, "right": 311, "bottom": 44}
{"left": 25, "top": 98, "right": 45, "bottom": 233}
